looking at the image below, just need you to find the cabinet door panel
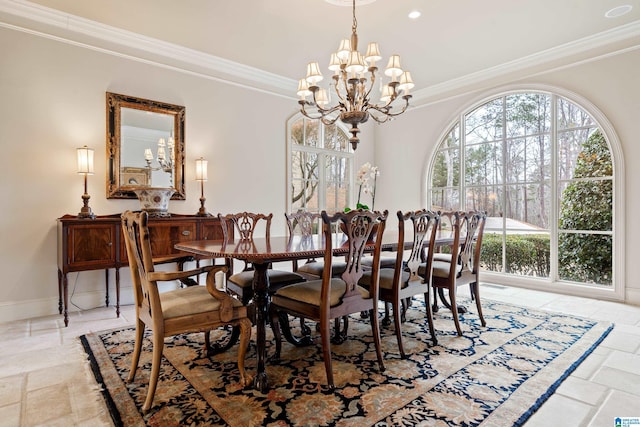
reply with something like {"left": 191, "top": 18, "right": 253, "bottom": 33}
{"left": 148, "top": 222, "right": 197, "bottom": 256}
{"left": 68, "top": 224, "right": 116, "bottom": 267}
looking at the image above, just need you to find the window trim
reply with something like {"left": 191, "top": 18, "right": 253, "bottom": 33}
{"left": 424, "top": 83, "right": 625, "bottom": 302}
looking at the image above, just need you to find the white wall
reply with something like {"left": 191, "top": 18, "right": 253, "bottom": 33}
{"left": 1, "top": 23, "right": 639, "bottom": 323}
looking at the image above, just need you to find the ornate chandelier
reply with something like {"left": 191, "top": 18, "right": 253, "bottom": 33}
{"left": 297, "top": 0, "right": 414, "bottom": 150}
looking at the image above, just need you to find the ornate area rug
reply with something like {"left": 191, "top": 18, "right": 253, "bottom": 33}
{"left": 80, "top": 298, "right": 612, "bottom": 427}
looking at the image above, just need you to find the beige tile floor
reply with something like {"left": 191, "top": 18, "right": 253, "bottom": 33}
{"left": 1, "top": 284, "right": 639, "bottom": 427}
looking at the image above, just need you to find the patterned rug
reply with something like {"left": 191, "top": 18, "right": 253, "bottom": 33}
{"left": 80, "top": 298, "right": 612, "bottom": 427}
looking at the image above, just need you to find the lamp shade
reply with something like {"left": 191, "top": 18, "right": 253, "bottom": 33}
{"left": 195, "top": 157, "right": 208, "bottom": 182}
{"left": 384, "top": 54, "right": 403, "bottom": 78}
{"left": 365, "top": 42, "right": 382, "bottom": 64}
{"left": 337, "top": 38, "right": 352, "bottom": 61}
{"left": 305, "top": 62, "right": 323, "bottom": 85}
{"left": 398, "top": 71, "right": 415, "bottom": 92}
{"left": 77, "top": 145, "right": 94, "bottom": 175}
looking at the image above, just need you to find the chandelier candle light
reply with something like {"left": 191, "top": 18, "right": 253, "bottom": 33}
{"left": 297, "top": 0, "right": 414, "bottom": 150}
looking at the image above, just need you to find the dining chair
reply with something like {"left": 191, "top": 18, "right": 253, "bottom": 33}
{"left": 359, "top": 210, "right": 439, "bottom": 357}
{"left": 219, "top": 212, "right": 307, "bottom": 306}
{"left": 121, "top": 210, "right": 251, "bottom": 413}
{"left": 285, "top": 211, "right": 347, "bottom": 279}
{"left": 429, "top": 210, "right": 487, "bottom": 336}
{"left": 269, "top": 209, "right": 388, "bottom": 389}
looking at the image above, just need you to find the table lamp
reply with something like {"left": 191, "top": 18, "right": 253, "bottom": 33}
{"left": 77, "top": 145, "right": 96, "bottom": 219}
{"left": 195, "top": 157, "right": 211, "bottom": 216}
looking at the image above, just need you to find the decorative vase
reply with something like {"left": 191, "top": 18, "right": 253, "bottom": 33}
{"left": 134, "top": 187, "right": 175, "bottom": 218}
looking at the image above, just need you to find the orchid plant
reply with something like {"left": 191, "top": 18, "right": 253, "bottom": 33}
{"left": 345, "top": 162, "right": 380, "bottom": 212}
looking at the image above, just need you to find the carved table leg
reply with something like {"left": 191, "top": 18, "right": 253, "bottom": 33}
{"left": 252, "top": 262, "right": 270, "bottom": 392}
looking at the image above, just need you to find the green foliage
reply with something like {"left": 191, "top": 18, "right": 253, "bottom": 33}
{"left": 557, "top": 130, "right": 612, "bottom": 285}
{"left": 481, "top": 234, "right": 550, "bottom": 277}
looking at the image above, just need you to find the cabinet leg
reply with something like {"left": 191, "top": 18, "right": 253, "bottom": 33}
{"left": 57, "top": 269, "right": 63, "bottom": 315}
{"left": 105, "top": 269, "right": 110, "bottom": 307}
{"left": 115, "top": 267, "right": 120, "bottom": 318}
{"left": 62, "top": 273, "right": 69, "bottom": 327}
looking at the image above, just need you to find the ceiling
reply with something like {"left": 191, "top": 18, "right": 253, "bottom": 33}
{"left": 8, "top": 0, "right": 640, "bottom": 102}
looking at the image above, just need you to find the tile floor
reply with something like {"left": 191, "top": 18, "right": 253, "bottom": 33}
{"left": 1, "top": 285, "right": 639, "bottom": 427}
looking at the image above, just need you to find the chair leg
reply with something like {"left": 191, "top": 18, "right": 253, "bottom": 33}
{"left": 370, "top": 308, "right": 385, "bottom": 373}
{"left": 382, "top": 302, "right": 391, "bottom": 326}
{"left": 268, "top": 308, "right": 283, "bottom": 361}
{"left": 471, "top": 282, "right": 486, "bottom": 327}
{"left": 392, "top": 299, "right": 406, "bottom": 359}
{"left": 127, "top": 319, "right": 145, "bottom": 382}
{"left": 424, "top": 292, "right": 438, "bottom": 346}
{"left": 142, "top": 330, "right": 164, "bottom": 413}
{"left": 237, "top": 317, "right": 252, "bottom": 387}
{"left": 432, "top": 285, "right": 440, "bottom": 313}
{"left": 320, "top": 315, "right": 335, "bottom": 388}
{"left": 449, "top": 288, "right": 463, "bottom": 336}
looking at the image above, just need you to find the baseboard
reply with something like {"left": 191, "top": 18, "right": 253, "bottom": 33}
{"left": 0, "top": 286, "right": 136, "bottom": 323}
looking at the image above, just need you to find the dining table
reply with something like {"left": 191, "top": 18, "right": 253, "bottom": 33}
{"left": 175, "top": 231, "right": 457, "bottom": 392}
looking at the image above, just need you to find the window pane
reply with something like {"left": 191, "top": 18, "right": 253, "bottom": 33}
{"left": 326, "top": 155, "right": 351, "bottom": 212}
{"left": 465, "top": 185, "right": 501, "bottom": 217}
{"left": 465, "top": 142, "right": 501, "bottom": 185}
{"left": 432, "top": 148, "right": 460, "bottom": 188}
{"left": 465, "top": 98, "right": 503, "bottom": 144}
{"left": 324, "top": 123, "right": 350, "bottom": 151}
{"left": 557, "top": 98, "right": 596, "bottom": 130}
{"left": 480, "top": 230, "right": 503, "bottom": 273}
{"left": 506, "top": 93, "right": 550, "bottom": 137}
{"left": 504, "top": 231, "right": 550, "bottom": 277}
{"left": 305, "top": 120, "right": 320, "bottom": 147}
{"left": 503, "top": 183, "right": 551, "bottom": 229}
{"left": 558, "top": 179, "right": 612, "bottom": 232}
{"left": 558, "top": 232, "right": 612, "bottom": 286}
{"left": 430, "top": 188, "right": 459, "bottom": 211}
{"left": 290, "top": 120, "right": 304, "bottom": 146}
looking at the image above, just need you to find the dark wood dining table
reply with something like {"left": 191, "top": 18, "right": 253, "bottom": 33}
{"left": 175, "top": 232, "right": 455, "bottom": 392}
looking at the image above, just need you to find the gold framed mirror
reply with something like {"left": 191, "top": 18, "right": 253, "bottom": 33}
{"left": 106, "top": 92, "right": 185, "bottom": 199}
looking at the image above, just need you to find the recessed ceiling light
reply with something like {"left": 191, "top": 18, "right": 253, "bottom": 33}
{"left": 605, "top": 5, "right": 632, "bottom": 18}
{"left": 408, "top": 10, "right": 421, "bottom": 19}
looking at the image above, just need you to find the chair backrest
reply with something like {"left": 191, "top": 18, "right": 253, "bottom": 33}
{"left": 285, "top": 211, "right": 321, "bottom": 238}
{"left": 219, "top": 212, "right": 273, "bottom": 241}
{"left": 396, "top": 210, "right": 440, "bottom": 285}
{"left": 459, "top": 211, "right": 487, "bottom": 275}
{"left": 121, "top": 210, "right": 163, "bottom": 320}
{"left": 321, "top": 209, "right": 388, "bottom": 304}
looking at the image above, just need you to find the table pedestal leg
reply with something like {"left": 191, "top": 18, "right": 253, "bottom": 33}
{"left": 252, "top": 262, "right": 270, "bottom": 392}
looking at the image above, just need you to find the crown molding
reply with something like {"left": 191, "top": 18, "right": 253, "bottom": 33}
{"left": 412, "top": 20, "right": 640, "bottom": 105}
{"left": 1, "top": 0, "right": 639, "bottom": 104}
{"left": 0, "top": 0, "right": 297, "bottom": 98}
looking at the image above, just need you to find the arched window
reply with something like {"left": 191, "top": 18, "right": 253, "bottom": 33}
{"left": 287, "top": 114, "right": 354, "bottom": 213}
{"left": 428, "top": 88, "right": 623, "bottom": 299}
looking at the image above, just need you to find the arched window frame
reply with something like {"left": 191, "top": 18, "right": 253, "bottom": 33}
{"left": 425, "top": 84, "right": 625, "bottom": 301}
{"left": 287, "top": 113, "right": 355, "bottom": 213}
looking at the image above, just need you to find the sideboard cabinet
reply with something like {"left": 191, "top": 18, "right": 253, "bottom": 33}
{"left": 57, "top": 213, "right": 227, "bottom": 326}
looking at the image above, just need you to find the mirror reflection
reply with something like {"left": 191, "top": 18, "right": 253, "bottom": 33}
{"left": 106, "top": 92, "right": 185, "bottom": 199}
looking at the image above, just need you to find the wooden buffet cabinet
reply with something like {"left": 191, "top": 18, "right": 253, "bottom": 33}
{"left": 57, "top": 213, "right": 227, "bottom": 326}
